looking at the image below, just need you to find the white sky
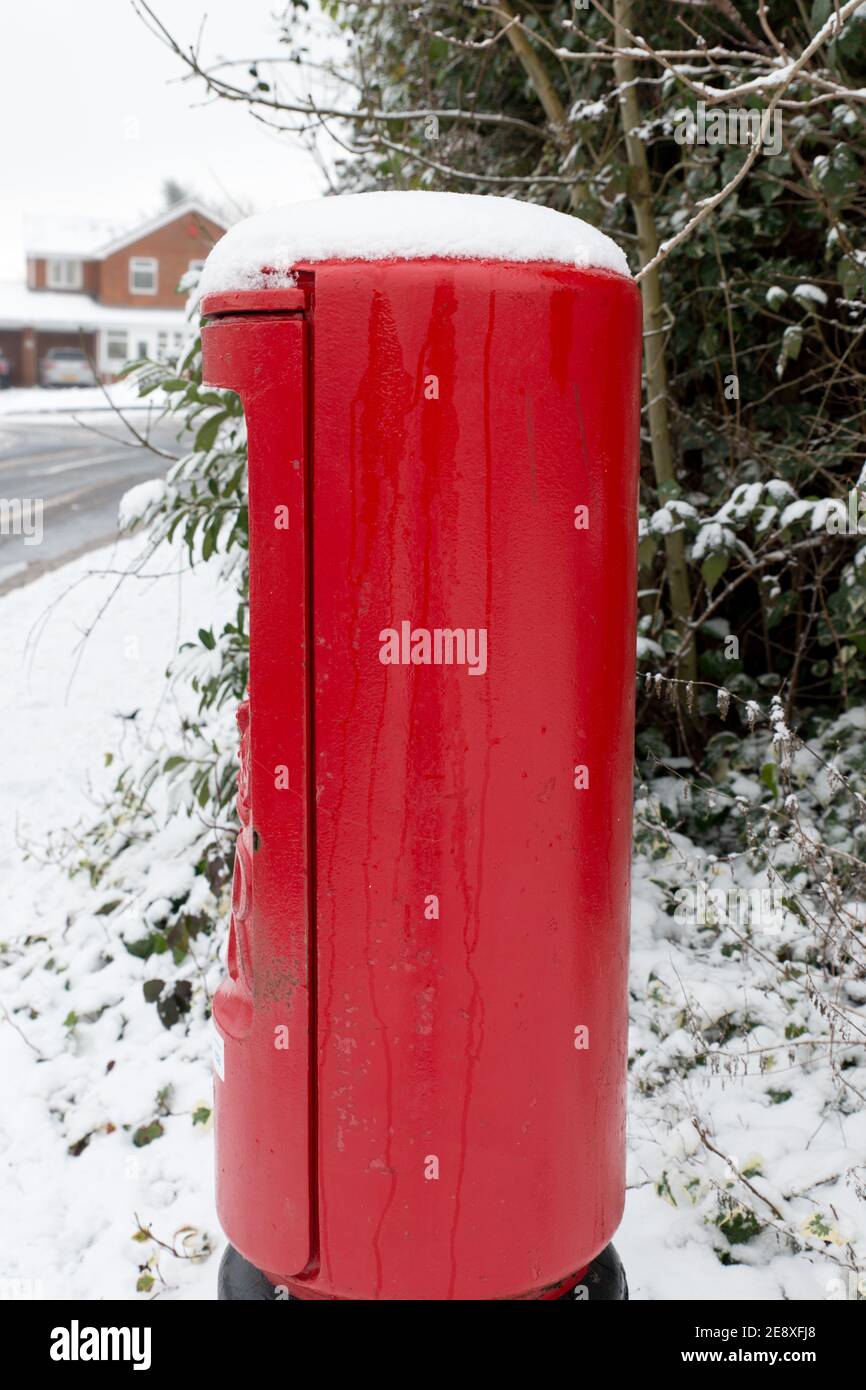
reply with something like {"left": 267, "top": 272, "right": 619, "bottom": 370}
{"left": 0, "top": 0, "right": 338, "bottom": 279}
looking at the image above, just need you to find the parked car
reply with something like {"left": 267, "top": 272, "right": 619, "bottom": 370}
{"left": 0, "top": 350, "right": 11, "bottom": 388}
{"left": 40, "top": 347, "right": 96, "bottom": 388}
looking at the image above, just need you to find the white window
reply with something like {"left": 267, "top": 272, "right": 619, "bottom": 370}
{"left": 105, "top": 330, "right": 129, "bottom": 362}
{"left": 46, "top": 257, "right": 83, "bottom": 290}
{"left": 129, "top": 257, "right": 158, "bottom": 295}
{"left": 173, "top": 332, "right": 184, "bottom": 349}
{"left": 157, "top": 331, "right": 168, "bottom": 360}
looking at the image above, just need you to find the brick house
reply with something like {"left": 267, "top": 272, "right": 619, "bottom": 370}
{"left": 0, "top": 198, "right": 227, "bottom": 385}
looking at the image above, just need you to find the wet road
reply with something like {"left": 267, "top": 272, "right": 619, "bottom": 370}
{"left": 0, "top": 408, "right": 180, "bottom": 595}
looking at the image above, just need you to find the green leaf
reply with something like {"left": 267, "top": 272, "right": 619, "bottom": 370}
{"left": 760, "top": 762, "right": 779, "bottom": 798}
{"left": 701, "top": 552, "right": 729, "bottom": 593}
{"left": 198, "top": 627, "right": 216, "bottom": 650}
{"left": 94, "top": 899, "right": 122, "bottom": 916}
{"left": 766, "top": 591, "right": 798, "bottom": 630}
{"left": 192, "top": 1106, "right": 212, "bottom": 1126}
{"left": 202, "top": 515, "right": 221, "bottom": 562}
{"left": 812, "top": 144, "right": 860, "bottom": 199}
{"left": 781, "top": 324, "right": 803, "bottom": 362}
{"left": 767, "top": 1089, "right": 792, "bottom": 1105}
{"left": 638, "top": 536, "right": 657, "bottom": 568}
{"left": 132, "top": 1121, "right": 164, "bottom": 1148}
{"left": 658, "top": 478, "right": 682, "bottom": 501}
{"left": 194, "top": 412, "right": 227, "bottom": 454}
{"left": 123, "top": 932, "right": 161, "bottom": 960}
{"left": 166, "top": 919, "right": 189, "bottom": 963}
{"left": 156, "top": 980, "right": 192, "bottom": 1029}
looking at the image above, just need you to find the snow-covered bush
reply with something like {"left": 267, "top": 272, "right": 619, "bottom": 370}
{"left": 630, "top": 682, "right": 866, "bottom": 1283}
{"left": 65, "top": 300, "right": 251, "bottom": 1035}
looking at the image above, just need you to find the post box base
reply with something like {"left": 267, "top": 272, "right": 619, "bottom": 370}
{"left": 217, "top": 1243, "right": 628, "bottom": 1301}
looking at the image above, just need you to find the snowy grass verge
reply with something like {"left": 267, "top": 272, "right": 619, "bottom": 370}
{"left": 0, "top": 535, "right": 227, "bottom": 1299}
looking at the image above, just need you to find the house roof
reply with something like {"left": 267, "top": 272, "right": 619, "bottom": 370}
{"left": 0, "top": 282, "right": 188, "bottom": 333}
{"left": 23, "top": 215, "right": 126, "bottom": 259}
{"left": 24, "top": 198, "right": 229, "bottom": 261}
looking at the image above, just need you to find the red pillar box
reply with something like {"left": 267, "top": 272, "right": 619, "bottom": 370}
{"left": 200, "top": 192, "right": 641, "bottom": 1302}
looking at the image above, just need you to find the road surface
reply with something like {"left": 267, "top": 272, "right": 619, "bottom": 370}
{"left": 0, "top": 407, "right": 179, "bottom": 595}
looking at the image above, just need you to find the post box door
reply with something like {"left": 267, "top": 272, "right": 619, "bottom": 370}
{"left": 203, "top": 311, "right": 313, "bottom": 1278}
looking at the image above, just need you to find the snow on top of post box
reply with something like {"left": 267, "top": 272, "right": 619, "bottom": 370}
{"left": 199, "top": 191, "right": 630, "bottom": 296}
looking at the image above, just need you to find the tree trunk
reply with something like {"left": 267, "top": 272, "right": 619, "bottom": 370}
{"left": 613, "top": 0, "right": 696, "bottom": 683}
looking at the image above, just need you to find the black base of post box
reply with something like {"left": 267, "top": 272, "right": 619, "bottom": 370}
{"left": 217, "top": 1242, "right": 628, "bottom": 1301}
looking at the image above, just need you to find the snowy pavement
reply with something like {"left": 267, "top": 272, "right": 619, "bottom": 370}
{"left": 0, "top": 540, "right": 862, "bottom": 1300}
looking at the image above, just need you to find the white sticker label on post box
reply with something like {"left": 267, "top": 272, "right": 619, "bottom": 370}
{"left": 211, "top": 1020, "right": 225, "bottom": 1082}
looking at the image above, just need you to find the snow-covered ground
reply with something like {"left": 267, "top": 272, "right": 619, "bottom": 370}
{"left": 0, "top": 538, "right": 225, "bottom": 1300}
{"left": 621, "top": 871, "right": 865, "bottom": 1302}
{"left": 0, "top": 540, "right": 862, "bottom": 1300}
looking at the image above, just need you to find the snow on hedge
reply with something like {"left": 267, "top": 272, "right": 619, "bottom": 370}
{"left": 199, "top": 191, "right": 631, "bottom": 296}
{"left": 118, "top": 479, "right": 167, "bottom": 532}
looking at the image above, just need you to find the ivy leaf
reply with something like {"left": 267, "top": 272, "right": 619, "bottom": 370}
{"left": 132, "top": 1121, "right": 164, "bottom": 1148}
{"left": 156, "top": 980, "right": 193, "bottom": 1029}
{"left": 701, "top": 552, "right": 729, "bottom": 593}
{"left": 776, "top": 325, "right": 804, "bottom": 380}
